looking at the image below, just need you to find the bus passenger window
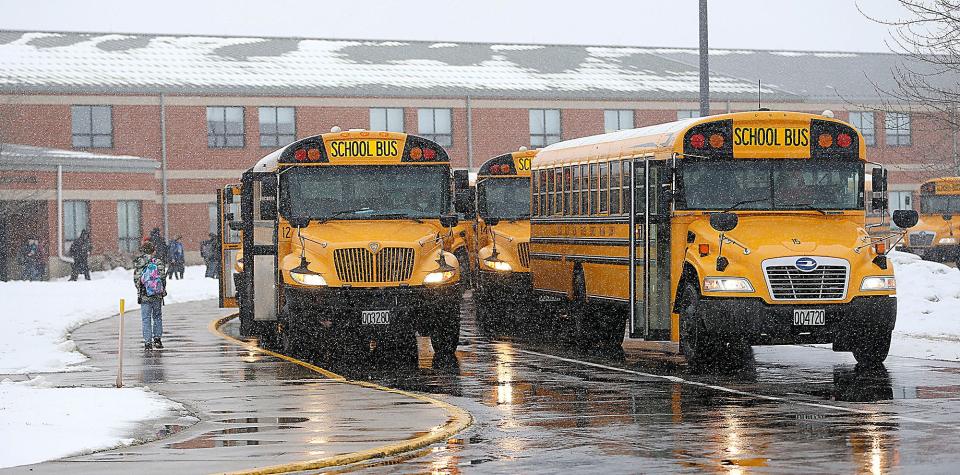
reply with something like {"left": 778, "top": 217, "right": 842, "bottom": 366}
{"left": 581, "top": 164, "right": 590, "bottom": 216}
{"left": 563, "top": 166, "right": 572, "bottom": 215}
{"left": 590, "top": 163, "right": 599, "bottom": 215}
{"left": 611, "top": 160, "right": 622, "bottom": 214}
{"left": 532, "top": 171, "right": 540, "bottom": 216}
{"left": 621, "top": 160, "right": 631, "bottom": 214}
{"left": 539, "top": 170, "right": 548, "bottom": 216}
{"left": 635, "top": 164, "right": 646, "bottom": 214}
{"left": 554, "top": 169, "right": 563, "bottom": 215}
{"left": 546, "top": 169, "right": 554, "bottom": 215}
{"left": 571, "top": 165, "right": 581, "bottom": 215}
{"left": 599, "top": 162, "right": 609, "bottom": 214}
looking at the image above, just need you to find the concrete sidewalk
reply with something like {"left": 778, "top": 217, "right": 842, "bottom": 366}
{"left": 6, "top": 299, "right": 464, "bottom": 474}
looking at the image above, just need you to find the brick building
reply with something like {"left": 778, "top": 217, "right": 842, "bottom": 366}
{"left": 0, "top": 30, "right": 957, "bottom": 278}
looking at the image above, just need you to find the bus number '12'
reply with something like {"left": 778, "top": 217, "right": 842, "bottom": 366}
{"left": 328, "top": 140, "right": 398, "bottom": 158}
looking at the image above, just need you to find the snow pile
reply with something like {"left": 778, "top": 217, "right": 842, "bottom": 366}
{"left": 0, "top": 265, "right": 218, "bottom": 374}
{"left": 0, "top": 377, "right": 182, "bottom": 469}
{"left": 890, "top": 251, "right": 960, "bottom": 360}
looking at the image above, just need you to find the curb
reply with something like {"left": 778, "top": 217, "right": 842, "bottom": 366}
{"left": 209, "top": 314, "right": 473, "bottom": 475}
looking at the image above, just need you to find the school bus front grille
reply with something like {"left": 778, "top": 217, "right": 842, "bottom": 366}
{"left": 333, "top": 247, "right": 415, "bottom": 283}
{"left": 765, "top": 265, "right": 847, "bottom": 300}
{"left": 517, "top": 242, "right": 530, "bottom": 268}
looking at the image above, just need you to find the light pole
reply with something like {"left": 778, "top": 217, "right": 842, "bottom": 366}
{"left": 699, "top": 0, "right": 710, "bottom": 118}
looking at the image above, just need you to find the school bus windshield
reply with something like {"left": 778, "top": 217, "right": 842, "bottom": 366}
{"left": 281, "top": 166, "right": 448, "bottom": 220}
{"left": 678, "top": 160, "right": 863, "bottom": 211}
{"left": 920, "top": 195, "right": 960, "bottom": 214}
{"left": 478, "top": 177, "right": 530, "bottom": 219}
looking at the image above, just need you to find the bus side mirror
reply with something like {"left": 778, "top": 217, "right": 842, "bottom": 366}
{"left": 485, "top": 217, "right": 501, "bottom": 226}
{"left": 872, "top": 167, "right": 887, "bottom": 193}
{"left": 439, "top": 214, "right": 459, "bottom": 228}
{"left": 872, "top": 197, "right": 889, "bottom": 211}
{"left": 709, "top": 212, "right": 739, "bottom": 232}
{"left": 944, "top": 214, "right": 953, "bottom": 221}
{"left": 893, "top": 209, "right": 919, "bottom": 229}
{"left": 288, "top": 217, "right": 310, "bottom": 228}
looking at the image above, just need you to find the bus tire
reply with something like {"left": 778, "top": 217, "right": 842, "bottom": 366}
{"left": 432, "top": 305, "right": 462, "bottom": 359}
{"left": 851, "top": 328, "right": 892, "bottom": 367}
{"left": 279, "top": 304, "right": 305, "bottom": 357}
{"left": 679, "top": 281, "right": 717, "bottom": 367}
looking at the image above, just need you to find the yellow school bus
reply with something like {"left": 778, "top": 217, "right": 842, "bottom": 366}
{"left": 529, "top": 111, "right": 917, "bottom": 367}
{"left": 230, "top": 129, "right": 465, "bottom": 362}
{"left": 473, "top": 148, "right": 536, "bottom": 332}
{"left": 901, "top": 177, "right": 960, "bottom": 264}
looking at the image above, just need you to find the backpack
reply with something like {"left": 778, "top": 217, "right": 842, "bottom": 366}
{"left": 139, "top": 259, "right": 165, "bottom": 297}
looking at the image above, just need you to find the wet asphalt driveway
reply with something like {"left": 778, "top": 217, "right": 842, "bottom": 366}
{"left": 253, "top": 291, "right": 960, "bottom": 474}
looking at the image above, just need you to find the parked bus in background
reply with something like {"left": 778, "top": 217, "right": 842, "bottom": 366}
{"left": 528, "top": 111, "right": 918, "bottom": 367}
{"left": 222, "top": 128, "right": 466, "bottom": 364}
{"left": 900, "top": 177, "right": 960, "bottom": 265}
{"left": 473, "top": 148, "right": 536, "bottom": 333}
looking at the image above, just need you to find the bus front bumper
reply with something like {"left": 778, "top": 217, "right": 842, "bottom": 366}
{"left": 696, "top": 296, "right": 897, "bottom": 348}
{"left": 478, "top": 270, "right": 532, "bottom": 301}
{"left": 283, "top": 284, "right": 462, "bottom": 336}
{"left": 899, "top": 245, "right": 960, "bottom": 261}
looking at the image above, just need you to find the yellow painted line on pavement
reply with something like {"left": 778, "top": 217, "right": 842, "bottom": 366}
{"left": 208, "top": 314, "right": 472, "bottom": 475}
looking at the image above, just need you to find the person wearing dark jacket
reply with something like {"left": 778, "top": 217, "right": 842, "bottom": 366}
{"left": 167, "top": 236, "right": 185, "bottom": 279}
{"left": 134, "top": 241, "right": 167, "bottom": 350}
{"left": 68, "top": 229, "right": 91, "bottom": 281}
{"left": 201, "top": 233, "right": 221, "bottom": 278}
{"left": 148, "top": 227, "right": 168, "bottom": 264}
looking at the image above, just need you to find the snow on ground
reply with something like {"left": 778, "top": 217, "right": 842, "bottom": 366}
{"left": 0, "top": 265, "right": 215, "bottom": 468}
{"left": 0, "top": 265, "right": 218, "bottom": 374}
{"left": 0, "top": 377, "right": 183, "bottom": 469}
{"left": 889, "top": 251, "right": 960, "bottom": 361}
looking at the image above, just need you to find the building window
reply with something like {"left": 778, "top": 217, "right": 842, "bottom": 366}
{"left": 64, "top": 200, "right": 89, "bottom": 251}
{"left": 885, "top": 113, "right": 911, "bottom": 146}
{"left": 71, "top": 105, "right": 113, "bottom": 148}
{"left": 529, "top": 109, "right": 561, "bottom": 147}
{"left": 677, "top": 110, "right": 700, "bottom": 120}
{"left": 417, "top": 108, "right": 453, "bottom": 146}
{"left": 207, "top": 106, "right": 245, "bottom": 148}
{"left": 117, "top": 201, "right": 141, "bottom": 253}
{"left": 604, "top": 110, "right": 634, "bottom": 133}
{"left": 208, "top": 203, "right": 219, "bottom": 236}
{"left": 370, "top": 108, "right": 404, "bottom": 132}
{"left": 259, "top": 106, "right": 295, "bottom": 148}
{"left": 849, "top": 111, "right": 876, "bottom": 146}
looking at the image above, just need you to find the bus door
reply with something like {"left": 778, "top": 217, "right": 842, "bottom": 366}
{"left": 217, "top": 185, "right": 242, "bottom": 308}
{"left": 629, "top": 158, "right": 672, "bottom": 340}
{"left": 241, "top": 171, "right": 279, "bottom": 323}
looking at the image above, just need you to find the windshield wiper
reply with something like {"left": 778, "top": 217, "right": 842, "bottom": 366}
{"left": 316, "top": 207, "right": 371, "bottom": 223}
{"left": 722, "top": 198, "right": 770, "bottom": 213}
{"left": 781, "top": 203, "right": 829, "bottom": 215}
{"left": 368, "top": 212, "right": 424, "bottom": 223}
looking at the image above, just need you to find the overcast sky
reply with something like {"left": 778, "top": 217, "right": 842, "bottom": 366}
{"left": 0, "top": 0, "right": 911, "bottom": 52}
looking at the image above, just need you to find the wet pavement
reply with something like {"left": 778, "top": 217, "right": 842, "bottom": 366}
{"left": 274, "top": 291, "right": 960, "bottom": 474}
{"left": 5, "top": 300, "right": 455, "bottom": 475}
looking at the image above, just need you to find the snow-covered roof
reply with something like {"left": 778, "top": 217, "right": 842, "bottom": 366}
{"left": 0, "top": 143, "right": 157, "bottom": 173}
{"left": 0, "top": 30, "right": 803, "bottom": 101}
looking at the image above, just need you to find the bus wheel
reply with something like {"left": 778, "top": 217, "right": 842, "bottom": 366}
{"left": 432, "top": 305, "right": 462, "bottom": 360}
{"left": 851, "top": 329, "right": 892, "bottom": 368}
{"left": 279, "top": 304, "right": 305, "bottom": 357}
{"left": 679, "top": 282, "right": 716, "bottom": 368}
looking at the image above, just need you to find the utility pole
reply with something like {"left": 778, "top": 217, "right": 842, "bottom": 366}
{"left": 699, "top": 0, "right": 710, "bottom": 118}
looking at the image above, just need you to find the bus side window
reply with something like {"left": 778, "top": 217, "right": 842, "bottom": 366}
{"left": 538, "top": 170, "right": 547, "bottom": 216}
{"left": 546, "top": 168, "right": 555, "bottom": 215}
{"left": 554, "top": 168, "right": 563, "bottom": 216}
{"left": 532, "top": 171, "right": 539, "bottom": 217}
{"left": 563, "top": 166, "right": 572, "bottom": 215}
{"left": 610, "top": 160, "right": 622, "bottom": 214}
{"left": 580, "top": 164, "right": 590, "bottom": 216}
{"left": 599, "top": 162, "right": 609, "bottom": 215}
{"left": 635, "top": 163, "right": 646, "bottom": 214}
{"left": 571, "top": 165, "right": 581, "bottom": 215}
{"left": 590, "top": 163, "right": 599, "bottom": 215}
{"left": 621, "top": 160, "right": 630, "bottom": 215}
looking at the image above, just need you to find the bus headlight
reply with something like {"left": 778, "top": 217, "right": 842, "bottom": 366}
{"left": 938, "top": 237, "right": 958, "bottom": 245}
{"left": 861, "top": 276, "right": 896, "bottom": 291}
{"left": 424, "top": 270, "right": 455, "bottom": 284}
{"left": 483, "top": 259, "right": 513, "bottom": 272}
{"left": 290, "top": 271, "right": 327, "bottom": 286}
{"left": 703, "top": 277, "right": 754, "bottom": 292}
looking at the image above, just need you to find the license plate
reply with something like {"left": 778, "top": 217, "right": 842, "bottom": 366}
{"left": 361, "top": 310, "right": 391, "bottom": 325}
{"left": 793, "top": 309, "right": 825, "bottom": 326}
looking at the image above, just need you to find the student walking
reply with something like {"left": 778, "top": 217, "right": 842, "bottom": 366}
{"left": 167, "top": 236, "right": 185, "bottom": 280}
{"left": 134, "top": 241, "right": 167, "bottom": 350}
{"left": 68, "top": 229, "right": 91, "bottom": 281}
